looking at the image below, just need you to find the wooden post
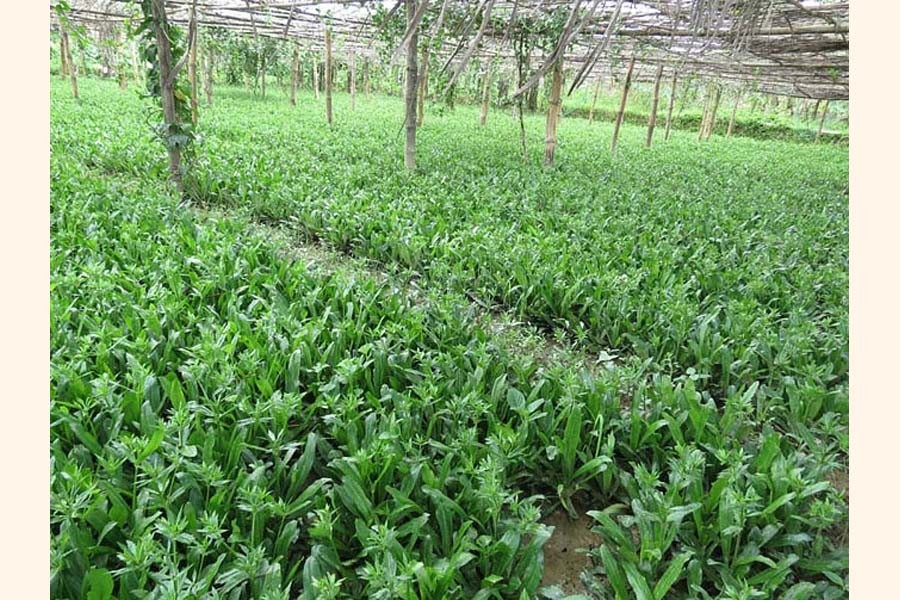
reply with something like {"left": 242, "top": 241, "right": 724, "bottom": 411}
{"left": 349, "top": 48, "right": 356, "bottom": 110}
{"left": 543, "top": 58, "right": 564, "bottom": 166}
{"left": 313, "top": 57, "right": 320, "bottom": 99}
{"left": 404, "top": 0, "right": 418, "bottom": 170}
{"left": 260, "top": 52, "right": 267, "bottom": 99}
{"left": 816, "top": 100, "right": 830, "bottom": 143}
{"left": 59, "top": 34, "right": 68, "bottom": 79}
{"left": 726, "top": 90, "right": 742, "bottom": 138}
{"left": 131, "top": 40, "right": 142, "bottom": 86}
{"left": 61, "top": 26, "right": 79, "bottom": 99}
{"left": 480, "top": 59, "right": 492, "bottom": 127}
{"left": 705, "top": 85, "right": 722, "bottom": 140}
{"left": 698, "top": 85, "right": 712, "bottom": 142}
{"left": 150, "top": 0, "right": 183, "bottom": 192}
{"left": 203, "top": 48, "right": 214, "bottom": 105}
{"left": 664, "top": 72, "right": 678, "bottom": 141}
{"left": 188, "top": 7, "right": 199, "bottom": 126}
{"left": 364, "top": 58, "right": 371, "bottom": 100}
{"left": 324, "top": 27, "right": 333, "bottom": 124}
{"left": 646, "top": 64, "right": 664, "bottom": 148}
{"left": 610, "top": 55, "right": 636, "bottom": 155}
{"left": 290, "top": 45, "right": 300, "bottom": 106}
{"left": 416, "top": 42, "right": 430, "bottom": 127}
{"left": 811, "top": 98, "right": 821, "bottom": 123}
{"left": 588, "top": 75, "right": 602, "bottom": 123}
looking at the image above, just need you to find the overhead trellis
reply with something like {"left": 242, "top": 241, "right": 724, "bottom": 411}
{"left": 53, "top": 0, "right": 848, "bottom": 100}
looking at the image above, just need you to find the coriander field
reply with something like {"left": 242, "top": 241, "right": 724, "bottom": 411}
{"left": 51, "top": 76, "right": 848, "bottom": 599}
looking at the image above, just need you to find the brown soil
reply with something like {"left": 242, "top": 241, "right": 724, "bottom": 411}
{"left": 540, "top": 509, "right": 603, "bottom": 595}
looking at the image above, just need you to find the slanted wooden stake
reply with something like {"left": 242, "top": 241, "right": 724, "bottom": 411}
{"left": 726, "top": 90, "right": 742, "bottom": 138}
{"left": 543, "top": 58, "right": 564, "bottom": 166}
{"left": 416, "top": 42, "right": 429, "bottom": 127}
{"left": 290, "top": 45, "right": 300, "bottom": 106}
{"left": 816, "top": 100, "right": 830, "bottom": 143}
{"left": 588, "top": 76, "right": 602, "bottom": 123}
{"left": 705, "top": 85, "right": 722, "bottom": 140}
{"left": 610, "top": 55, "right": 636, "bottom": 155}
{"left": 479, "top": 59, "right": 493, "bottom": 127}
{"left": 188, "top": 6, "right": 199, "bottom": 126}
{"left": 61, "top": 25, "right": 79, "bottom": 99}
{"left": 698, "top": 85, "right": 712, "bottom": 142}
{"left": 646, "top": 64, "right": 664, "bottom": 148}
{"left": 349, "top": 48, "right": 357, "bottom": 110}
{"left": 404, "top": 0, "right": 419, "bottom": 170}
{"left": 324, "top": 27, "right": 333, "bottom": 124}
{"left": 664, "top": 72, "right": 678, "bottom": 141}
{"left": 150, "top": 0, "right": 184, "bottom": 192}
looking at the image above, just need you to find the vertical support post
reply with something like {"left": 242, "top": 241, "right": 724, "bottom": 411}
{"left": 543, "top": 58, "right": 564, "bottom": 166}
{"left": 480, "top": 59, "right": 493, "bottom": 127}
{"left": 404, "top": 0, "right": 419, "bottom": 170}
{"left": 705, "top": 85, "right": 721, "bottom": 140}
{"left": 364, "top": 58, "right": 371, "bottom": 100}
{"left": 664, "top": 71, "right": 678, "bottom": 141}
{"left": 313, "top": 56, "right": 320, "bottom": 99}
{"left": 290, "top": 45, "right": 299, "bottom": 106}
{"left": 698, "top": 85, "right": 712, "bottom": 142}
{"left": 59, "top": 33, "right": 69, "bottom": 79}
{"left": 646, "top": 64, "right": 664, "bottom": 148}
{"left": 349, "top": 47, "right": 357, "bottom": 110}
{"left": 417, "top": 42, "right": 430, "bottom": 126}
{"left": 324, "top": 27, "right": 333, "bottom": 124}
{"left": 203, "top": 47, "right": 214, "bottom": 105}
{"left": 588, "top": 75, "right": 602, "bottom": 123}
{"left": 188, "top": 5, "right": 199, "bottom": 126}
{"left": 150, "top": 0, "right": 183, "bottom": 192}
{"left": 610, "top": 55, "right": 636, "bottom": 155}
{"left": 816, "top": 100, "right": 830, "bottom": 143}
{"left": 727, "top": 90, "right": 742, "bottom": 138}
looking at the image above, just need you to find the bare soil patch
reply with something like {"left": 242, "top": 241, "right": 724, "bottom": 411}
{"left": 540, "top": 509, "right": 602, "bottom": 596}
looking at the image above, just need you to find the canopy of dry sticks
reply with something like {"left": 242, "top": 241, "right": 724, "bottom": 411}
{"left": 54, "top": 1, "right": 850, "bottom": 100}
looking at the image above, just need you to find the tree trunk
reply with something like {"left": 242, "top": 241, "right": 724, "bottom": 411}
{"left": 646, "top": 64, "right": 664, "bottom": 148}
{"left": 543, "top": 58, "right": 563, "bottom": 166}
{"left": 150, "top": 0, "right": 183, "bottom": 192}
{"left": 416, "top": 42, "right": 429, "bottom": 127}
{"left": 188, "top": 8, "right": 199, "bottom": 126}
{"left": 290, "top": 45, "right": 299, "bottom": 106}
{"left": 610, "top": 55, "right": 636, "bottom": 154}
{"left": 664, "top": 72, "right": 678, "bottom": 141}
{"left": 324, "top": 28, "right": 333, "bottom": 124}
{"left": 816, "top": 100, "right": 830, "bottom": 143}
{"left": 404, "top": 0, "right": 419, "bottom": 170}
{"left": 479, "top": 60, "right": 492, "bottom": 127}
{"left": 705, "top": 86, "right": 722, "bottom": 140}
{"left": 588, "top": 76, "right": 602, "bottom": 123}
{"left": 61, "top": 27, "right": 79, "bottom": 99}
{"left": 727, "top": 91, "right": 742, "bottom": 138}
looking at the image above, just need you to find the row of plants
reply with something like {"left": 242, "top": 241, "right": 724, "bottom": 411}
{"left": 51, "top": 77, "right": 847, "bottom": 598}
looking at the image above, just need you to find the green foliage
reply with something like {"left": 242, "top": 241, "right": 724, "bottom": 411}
{"left": 51, "top": 78, "right": 847, "bottom": 599}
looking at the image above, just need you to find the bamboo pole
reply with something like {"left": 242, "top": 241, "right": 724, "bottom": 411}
{"left": 404, "top": 0, "right": 419, "bottom": 170}
{"left": 479, "top": 59, "right": 492, "bottom": 127}
{"left": 290, "top": 45, "right": 299, "bottom": 106}
{"left": 646, "top": 64, "right": 664, "bottom": 148}
{"left": 705, "top": 85, "right": 722, "bottom": 140}
{"left": 610, "top": 55, "right": 636, "bottom": 155}
{"left": 543, "top": 58, "right": 564, "bottom": 166}
{"left": 188, "top": 6, "right": 199, "bottom": 126}
{"left": 588, "top": 75, "right": 601, "bottom": 123}
{"left": 816, "top": 100, "right": 830, "bottom": 143}
{"left": 726, "top": 90, "right": 742, "bottom": 138}
{"left": 150, "top": 0, "right": 183, "bottom": 192}
{"left": 416, "top": 42, "right": 430, "bottom": 127}
{"left": 349, "top": 47, "right": 356, "bottom": 110}
{"left": 324, "top": 27, "right": 333, "bottom": 124}
{"left": 664, "top": 72, "right": 677, "bottom": 141}
{"left": 61, "top": 26, "right": 79, "bottom": 99}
